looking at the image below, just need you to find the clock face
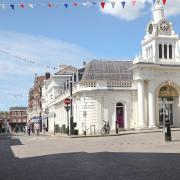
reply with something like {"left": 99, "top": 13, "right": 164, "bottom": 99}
{"left": 148, "top": 24, "right": 153, "bottom": 34}
{"left": 160, "top": 20, "right": 169, "bottom": 31}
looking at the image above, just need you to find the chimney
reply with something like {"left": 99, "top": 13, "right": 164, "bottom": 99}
{"left": 45, "top": 72, "right": 50, "bottom": 79}
{"left": 83, "top": 61, "right": 86, "bottom": 68}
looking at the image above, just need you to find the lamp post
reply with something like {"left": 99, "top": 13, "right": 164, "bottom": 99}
{"left": 70, "top": 76, "right": 74, "bottom": 135}
{"left": 53, "top": 112, "right": 56, "bottom": 135}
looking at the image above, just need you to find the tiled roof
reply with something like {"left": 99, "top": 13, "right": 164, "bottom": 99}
{"left": 55, "top": 65, "right": 77, "bottom": 75}
{"left": 81, "top": 60, "right": 133, "bottom": 81}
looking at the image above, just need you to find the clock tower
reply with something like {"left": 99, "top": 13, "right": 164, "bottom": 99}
{"left": 134, "top": 2, "right": 180, "bottom": 64}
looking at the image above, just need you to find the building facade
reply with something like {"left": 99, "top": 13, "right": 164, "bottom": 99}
{"left": 9, "top": 107, "right": 27, "bottom": 132}
{"left": 28, "top": 74, "right": 47, "bottom": 130}
{"left": 41, "top": 3, "right": 180, "bottom": 135}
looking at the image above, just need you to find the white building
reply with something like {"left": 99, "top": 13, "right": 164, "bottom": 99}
{"left": 42, "top": 3, "right": 180, "bottom": 135}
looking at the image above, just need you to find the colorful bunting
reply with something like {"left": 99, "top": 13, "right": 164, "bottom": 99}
{"left": 19, "top": 3, "right": 25, "bottom": 8}
{"left": 162, "top": 0, "right": 167, "bottom": 5}
{"left": 101, "top": 2, "right": 106, "bottom": 9}
{"left": 10, "top": 4, "right": 15, "bottom": 10}
{"left": 64, "top": 3, "right": 68, "bottom": 8}
{"left": 0, "top": 1, "right": 169, "bottom": 11}
{"left": 131, "top": 0, "right": 136, "bottom": 6}
{"left": 48, "top": 3, "right": 52, "bottom": 8}
{"left": 73, "top": 3, "right": 78, "bottom": 7}
{"left": 121, "top": 1, "right": 126, "bottom": 8}
{"left": 1, "top": 4, "right": 5, "bottom": 9}
{"left": 111, "top": 2, "right": 115, "bottom": 8}
{"left": 29, "top": 4, "right": 34, "bottom": 8}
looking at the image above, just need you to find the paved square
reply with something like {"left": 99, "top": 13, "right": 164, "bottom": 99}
{"left": 1, "top": 131, "right": 180, "bottom": 180}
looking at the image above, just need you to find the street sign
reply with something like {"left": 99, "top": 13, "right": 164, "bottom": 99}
{"left": 64, "top": 98, "right": 71, "bottom": 105}
{"left": 64, "top": 105, "right": 71, "bottom": 112}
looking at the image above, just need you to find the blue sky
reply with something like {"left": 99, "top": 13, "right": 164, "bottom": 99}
{"left": 0, "top": 0, "right": 180, "bottom": 110}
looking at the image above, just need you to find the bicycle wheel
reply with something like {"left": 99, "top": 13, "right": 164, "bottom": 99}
{"left": 101, "top": 127, "right": 106, "bottom": 135}
{"left": 107, "top": 125, "right": 110, "bottom": 134}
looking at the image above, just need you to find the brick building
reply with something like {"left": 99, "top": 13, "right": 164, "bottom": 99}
{"left": 0, "top": 112, "right": 9, "bottom": 133}
{"left": 28, "top": 73, "right": 50, "bottom": 130}
{"left": 9, "top": 107, "right": 27, "bottom": 132}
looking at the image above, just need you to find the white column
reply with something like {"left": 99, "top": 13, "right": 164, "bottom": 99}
{"left": 124, "top": 105, "right": 128, "bottom": 129}
{"left": 148, "top": 81, "right": 156, "bottom": 128}
{"left": 167, "top": 44, "right": 169, "bottom": 59}
{"left": 138, "top": 80, "right": 145, "bottom": 128}
{"left": 172, "top": 45, "right": 175, "bottom": 59}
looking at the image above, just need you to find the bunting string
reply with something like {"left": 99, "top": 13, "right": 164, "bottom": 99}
{"left": 0, "top": 48, "right": 57, "bottom": 70}
{"left": 0, "top": 0, "right": 168, "bottom": 11}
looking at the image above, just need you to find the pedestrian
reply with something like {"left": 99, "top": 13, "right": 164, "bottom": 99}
{"left": 35, "top": 123, "right": 40, "bottom": 136}
{"left": 42, "top": 123, "right": 46, "bottom": 134}
{"left": 27, "top": 123, "right": 31, "bottom": 136}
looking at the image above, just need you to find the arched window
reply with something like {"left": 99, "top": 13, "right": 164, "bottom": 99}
{"left": 169, "top": 45, "right": 172, "bottom": 59}
{"left": 164, "top": 44, "right": 167, "bottom": 59}
{"left": 159, "top": 44, "right": 162, "bottom": 59}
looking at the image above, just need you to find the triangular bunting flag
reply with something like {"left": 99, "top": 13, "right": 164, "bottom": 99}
{"left": 64, "top": 3, "right": 68, "bottom": 8}
{"left": 111, "top": 2, "right": 115, "bottom": 8}
{"left": 162, "top": 0, "right": 167, "bottom": 5}
{"left": 101, "top": 2, "right": 106, "bottom": 9}
{"left": 19, "top": 3, "right": 24, "bottom": 8}
{"left": 121, "top": 1, "right": 126, "bottom": 8}
{"left": 152, "top": 0, "right": 156, "bottom": 4}
{"left": 48, "top": 3, "right": 52, "bottom": 8}
{"left": 73, "top": 3, "right": 78, "bottom": 7}
{"left": 10, "top": 4, "right": 15, "bottom": 10}
{"left": 157, "top": 0, "right": 160, "bottom": 4}
{"left": 29, "top": 4, "right": 34, "bottom": 8}
{"left": 131, "top": 0, "right": 136, "bottom": 6}
{"left": 1, "top": 4, "right": 5, "bottom": 9}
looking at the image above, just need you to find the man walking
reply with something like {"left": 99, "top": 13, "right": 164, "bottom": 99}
{"left": 27, "top": 123, "right": 31, "bottom": 136}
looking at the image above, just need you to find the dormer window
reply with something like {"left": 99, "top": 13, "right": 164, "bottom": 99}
{"left": 169, "top": 45, "right": 172, "bottom": 59}
{"left": 159, "top": 44, "right": 162, "bottom": 59}
{"left": 164, "top": 45, "right": 167, "bottom": 59}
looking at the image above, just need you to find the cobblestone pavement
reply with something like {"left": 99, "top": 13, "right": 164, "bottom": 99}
{"left": 1, "top": 131, "right": 180, "bottom": 180}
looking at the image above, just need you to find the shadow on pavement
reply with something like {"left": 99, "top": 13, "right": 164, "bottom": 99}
{"left": 0, "top": 134, "right": 180, "bottom": 180}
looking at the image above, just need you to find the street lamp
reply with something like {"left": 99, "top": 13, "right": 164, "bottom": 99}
{"left": 53, "top": 112, "right": 56, "bottom": 135}
{"left": 69, "top": 76, "right": 74, "bottom": 135}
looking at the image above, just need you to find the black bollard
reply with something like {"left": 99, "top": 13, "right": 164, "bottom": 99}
{"left": 164, "top": 119, "right": 172, "bottom": 142}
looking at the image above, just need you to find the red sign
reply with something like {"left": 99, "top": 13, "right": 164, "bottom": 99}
{"left": 64, "top": 98, "right": 71, "bottom": 105}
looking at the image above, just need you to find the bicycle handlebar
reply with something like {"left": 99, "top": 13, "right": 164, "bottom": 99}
{"left": 103, "top": 120, "right": 109, "bottom": 124}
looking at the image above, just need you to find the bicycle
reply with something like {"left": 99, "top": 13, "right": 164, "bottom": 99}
{"left": 101, "top": 120, "right": 110, "bottom": 135}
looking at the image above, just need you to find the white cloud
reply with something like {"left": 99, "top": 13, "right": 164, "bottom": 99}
{"left": 164, "top": 0, "right": 180, "bottom": 16}
{"left": 0, "top": 30, "right": 94, "bottom": 110}
{"left": 100, "top": 0, "right": 147, "bottom": 21}
{"left": 101, "top": 0, "right": 180, "bottom": 21}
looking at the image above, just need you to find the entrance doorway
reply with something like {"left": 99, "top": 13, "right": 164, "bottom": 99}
{"left": 158, "top": 84, "right": 178, "bottom": 127}
{"left": 116, "top": 103, "right": 124, "bottom": 128}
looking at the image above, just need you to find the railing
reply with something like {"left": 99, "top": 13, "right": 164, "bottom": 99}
{"left": 107, "top": 80, "right": 132, "bottom": 88}
{"left": 80, "top": 81, "right": 96, "bottom": 88}
{"left": 53, "top": 80, "right": 133, "bottom": 105}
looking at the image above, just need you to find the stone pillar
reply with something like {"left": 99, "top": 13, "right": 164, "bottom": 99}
{"left": 172, "top": 45, "right": 175, "bottom": 59}
{"left": 138, "top": 80, "right": 145, "bottom": 128}
{"left": 162, "top": 44, "right": 164, "bottom": 59}
{"left": 148, "top": 81, "right": 156, "bottom": 128}
{"left": 167, "top": 44, "right": 169, "bottom": 59}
